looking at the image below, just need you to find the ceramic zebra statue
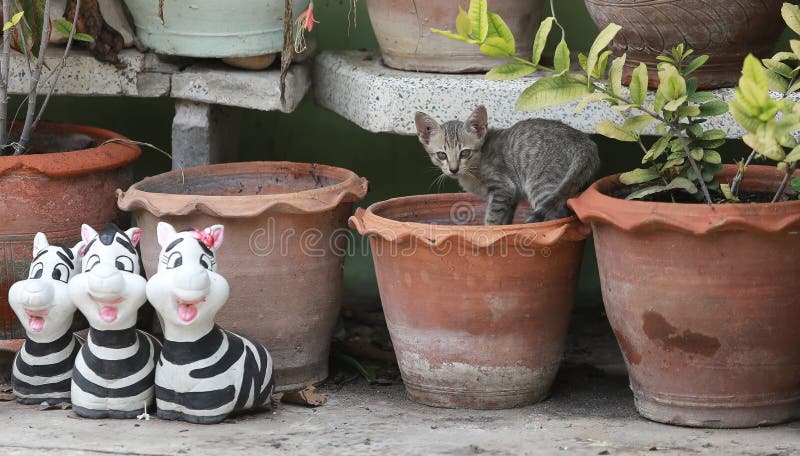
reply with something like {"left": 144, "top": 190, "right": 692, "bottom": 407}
{"left": 8, "top": 233, "right": 84, "bottom": 405}
{"left": 68, "top": 223, "right": 161, "bottom": 419}
{"left": 147, "top": 222, "right": 275, "bottom": 424}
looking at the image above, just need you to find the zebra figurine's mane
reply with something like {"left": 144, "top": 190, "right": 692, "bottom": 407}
{"left": 9, "top": 232, "right": 83, "bottom": 404}
{"left": 68, "top": 223, "right": 161, "bottom": 419}
{"left": 147, "top": 222, "right": 275, "bottom": 424}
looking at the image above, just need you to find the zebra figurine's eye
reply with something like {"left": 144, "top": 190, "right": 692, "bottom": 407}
{"left": 52, "top": 264, "right": 70, "bottom": 283}
{"left": 199, "top": 254, "right": 213, "bottom": 270}
{"left": 29, "top": 263, "right": 44, "bottom": 280}
{"left": 115, "top": 256, "right": 135, "bottom": 273}
{"left": 84, "top": 255, "right": 100, "bottom": 272}
{"left": 166, "top": 252, "right": 183, "bottom": 269}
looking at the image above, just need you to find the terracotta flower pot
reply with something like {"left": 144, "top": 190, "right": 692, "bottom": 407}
{"left": 117, "top": 162, "right": 368, "bottom": 391}
{"left": 349, "top": 193, "right": 590, "bottom": 409}
{"left": 567, "top": 165, "right": 800, "bottom": 428}
{"left": 584, "top": 0, "right": 786, "bottom": 89}
{"left": 365, "top": 0, "right": 544, "bottom": 73}
{"left": 0, "top": 123, "right": 140, "bottom": 339}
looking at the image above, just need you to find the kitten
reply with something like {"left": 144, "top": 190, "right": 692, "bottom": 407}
{"left": 415, "top": 106, "right": 600, "bottom": 225}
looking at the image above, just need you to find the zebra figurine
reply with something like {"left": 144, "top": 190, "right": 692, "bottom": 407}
{"left": 68, "top": 223, "right": 161, "bottom": 419}
{"left": 8, "top": 233, "right": 84, "bottom": 405}
{"left": 147, "top": 222, "right": 275, "bottom": 424}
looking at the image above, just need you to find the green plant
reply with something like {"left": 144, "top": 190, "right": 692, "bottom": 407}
{"left": 0, "top": 0, "right": 93, "bottom": 156}
{"left": 433, "top": 0, "right": 743, "bottom": 204}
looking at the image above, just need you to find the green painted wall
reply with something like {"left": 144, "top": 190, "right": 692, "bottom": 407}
{"left": 34, "top": 1, "right": 783, "bottom": 305}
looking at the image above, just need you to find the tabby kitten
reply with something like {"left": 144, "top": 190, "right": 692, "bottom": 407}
{"left": 415, "top": 106, "right": 600, "bottom": 225}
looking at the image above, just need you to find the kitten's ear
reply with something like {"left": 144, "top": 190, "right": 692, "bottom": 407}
{"left": 465, "top": 105, "right": 488, "bottom": 139}
{"left": 415, "top": 112, "right": 440, "bottom": 145}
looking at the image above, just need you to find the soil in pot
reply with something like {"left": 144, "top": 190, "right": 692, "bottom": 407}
{"left": 350, "top": 193, "right": 590, "bottom": 409}
{"left": 117, "top": 162, "right": 368, "bottom": 392}
{"left": 568, "top": 165, "right": 800, "bottom": 428}
{"left": 0, "top": 122, "right": 140, "bottom": 339}
{"left": 366, "top": 0, "right": 544, "bottom": 73}
{"left": 584, "top": 0, "right": 786, "bottom": 89}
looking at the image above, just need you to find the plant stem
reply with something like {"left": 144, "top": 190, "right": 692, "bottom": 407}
{"left": 730, "top": 149, "right": 756, "bottom": 196}
{"left": 30, "top": 0, "right": 81, "bottom": 135}
{"left": 674, "top": 127, "right": 714, "bottom": 206}
{"left": 14, "top": 0, "right": 51, "bottom": 155}
{"left": 0, "top": 1, "right": 12, "bottom": 150}
{"left": 772, "top": 161, "right": 798, "bottom": 202}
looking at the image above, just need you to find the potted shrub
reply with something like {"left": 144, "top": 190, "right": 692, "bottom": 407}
{"left": 1, "top": 2, "right": 140, "bottom": 340}
{"left": 438, "top": 0, "right": 800, "bottom": 427}
{"left": 349, "top": 194, "right": 589, "bottom": 409}
{"left": 117, "top": 162, "right": 368, "bottom": 391}
{"left": 583, "top": 0, "right": 786, "bottom": 88}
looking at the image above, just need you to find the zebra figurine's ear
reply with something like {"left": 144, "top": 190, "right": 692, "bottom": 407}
{"left": 157, "top": 222, "right": 178, "bottom": 248}
{"left": 203, "top": 225, "right": 224, "bottom": 252}
{"left": 125, "top": 227, "right": 142, "bottom": 248}
{"left": 81, "top": 224, "right": 98, "bottom": 244}
{"left": 32, "top": 232, "right": 49, "bottom": 257}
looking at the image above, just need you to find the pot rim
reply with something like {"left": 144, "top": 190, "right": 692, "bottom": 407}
{"left": 349, "top": 193, "right": 591, "bottom": 248}
{"left": 0, "top": 122, "right": 141, "bottom": 178}
{"left": 117, "top": 161, "right": 369, "bottom": 217}
{"left": 567, "top": 164, "right": 800, "bottom": 235}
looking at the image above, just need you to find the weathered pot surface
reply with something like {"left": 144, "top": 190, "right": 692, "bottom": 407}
{"left": 0, "top": 123, "right": 140, "bottom": 339}
{"left": 117, "top": 161, "right": 368, "bottom": 391}
{"left": 568, "top": 165, "right": 800, "bottom": 428}
{"left": 366, "top": 0, "right": 544, "bottom": 73}
{"left": 350, "top": 193, "right": 590, "bottom": 409}
{"left": 584, "top": 0, "right": 785, "bottom": 89}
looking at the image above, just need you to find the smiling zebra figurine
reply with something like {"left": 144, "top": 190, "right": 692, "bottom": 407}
{"left": 147, "top": 222, "right": 275, "bottom": 424}
{"left": 9, "top": 233, "right": 83, "bottom": 405}
{"left": 68, "top": 223, "right": 161, "bottom": 419}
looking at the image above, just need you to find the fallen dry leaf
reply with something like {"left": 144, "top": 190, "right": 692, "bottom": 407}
{"left": 281, "top": 383, "right": 327, "bottom": 407}
{"left": 40, "top": 402, "right": 71, "bottom": 411}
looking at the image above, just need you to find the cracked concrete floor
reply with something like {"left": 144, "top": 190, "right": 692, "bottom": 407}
{"left": 1, "top": 307, "right": 799, "bottom": 456}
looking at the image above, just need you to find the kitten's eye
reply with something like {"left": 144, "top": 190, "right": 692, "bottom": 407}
{"left": 435, "top": 152, "right": 447, "bottom": 161}
{"left": 166, "top": 252, "right": 183, "bottom": 269}
{"left": 460, "top": 149, "right": 471, "bottom": 159}
{"left": 115, "top": 256, "right": 135, "bottom": 273}
{"left": 29, "top": 263, "right": 44, "bottom": 280}
{"left": 84, "top": 255, "right": 100, "bottom": 272}
{"left": 52, "top": 264, "right": 70, "bottom": 283}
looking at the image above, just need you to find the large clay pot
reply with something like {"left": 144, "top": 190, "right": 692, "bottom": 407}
{"left": 0, "top": 123, "right": 140, "bottom": 339}
{"left": 349, "top": 193, "right": 589, "bottom": 409}
{"left": 123, "top": 0, "right": 309, "bottom": 58}
{"left": 366, "top": 0, "right": 545, "bottom": 73}
{"left": 567, "top": 165, "right": 800, "bottom": 428}
{"left": 584, "top": 0, "right": 786, "bottom": 89}
{"left": 117, "top": 162, "right": 368, "bottom": 391}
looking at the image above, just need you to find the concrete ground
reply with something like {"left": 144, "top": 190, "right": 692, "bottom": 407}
{"left": 1, "top": 306, "right": 798, "bottom": 456}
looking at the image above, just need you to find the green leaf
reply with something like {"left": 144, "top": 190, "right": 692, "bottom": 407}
{"left": 690, "top": 148, "right": 704, "bottom": 161}
{"left": 698, "top": 100, "right": 728, "bottom": 117}
{"left": 468, "top": 0, "right": 489, "bottom": 41}
{"left": 783, "top": 2, "right": 800, "bottom": 36}
{"left": 784, "top": 145, "right": 800, "bottom": 163}
{"left": 431, "top": 28, "right": 474, "bottom": 43}
{"left": 703, "top": 150, "right": 722, "bottom": 164}
{"left": 574, "top": 92, "right": 610, "bottom": 113}
{"left": 765, "top": 68, "right": 790, "bottom": 93}
{"left": 577, "top": 53, "right": 588, "bottom": 72}
{"left": 456, "top": 7, "right": 472, "bottom": 38}
{"left": 625, "top": 185, "right": 668, "bottom": 200}
{"left": 792, "top": 40, "right": 800, "bottom": 57}
{"left": 656, "top": 64, "right": 687, "bottom": 101}
{"left": 596, "top": 120, "right": 637, "bottom": 142}
{"left": 486, "top": 13, "right": 514, "bottom": 48}
{"left": 792, "top": 176, "right": 800, "bottom": 193}
{"left": 486, "top": 62, "right": 536, "bottom": 80}
{"left": 609, "top": 55, "right": 626, "bottom": 98}
{"left": 663, "top": 96, "right": 688, "bottom": 112}
{"left": 683, "top": 54, "right": 709, "bottom": 76}
{"left": 531, "top": 17, "right": 554, "bottom": 67}
{"left": 729, "top": 99, "right": 762, "bottom": 133}
{"left": 586, "top": 23, "right": 621, "bottom": 87}
{"left": 623, "top": 114, "right": 654, "bottom": 132}
{"left": 720, "top": 183, "right": 739, "bottom": 202}
{"left": 772, "top": 52, "right": 800, "bottom": 62}
{"left": 644, "top": 136, "right": 669, "bottom": 162}
{"left": 3, "top": 11, "right": 23, "bottom": 31}
{"left": 515, "top": 75, "right": 592, "bottom": 111}
{"left": 554, "top": 39, "right": 570, "bottom": 74}
{"left": 620, "top": 167, "right": 661, "bottom": 185}
{"left": 666, "top": 176, "right": 698, "bottom": 194}
{"left": 762, "top": 58, "right": 794, "bottom": 78}
{"left": 630, "top": 62, "right": 648, "bottom": 105}
{"left": 73, "top": 33, "right": 94, "bottom": 43}
{"left": 702, "top": 129, "right": 726, "bottom": 140}
{"left": 594, "top": 50, "right": 612, "bottom": 79}
{"left": 676, "top": 104, "right": 701, "bottom": 118}
{"left": 688, "top": 91, "right": 717, "bottom": 103}
{"left": 480, "top": 37, "right": 515, "bottom": 57}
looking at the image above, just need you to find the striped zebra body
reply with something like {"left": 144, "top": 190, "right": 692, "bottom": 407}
{"left": 12, "top": 330, "right": 82, "bottom": 405}
{"left": 156, "top": 325, "right": 274, "bottom": 424}
{"left": 71, "top": 327, "right": 161, "bottom": 419}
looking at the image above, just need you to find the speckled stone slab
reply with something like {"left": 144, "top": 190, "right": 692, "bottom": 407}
{"left": 313, "top": 50, "right": 750, "bottom": 139}
{"left": 172, "top": 62, "right": 311, "bottom": 113}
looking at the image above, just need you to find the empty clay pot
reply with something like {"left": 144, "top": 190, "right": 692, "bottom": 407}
{"left": 0, "top": 123, "right": 140, "bottom": 339}
{"left": 568, "top": 165, "right": 800, "bottom": 428}
{"left": 584, "top": 0, "right": 786, "bottom": 89}
{"left": 366, "top": 0, "right": 544, "bottom": 73}
{"left": 350, "top": 193, "right": 589, "bottom": 409}
{"left": 117, "top": 162, "right": 368, "bottom": 391}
